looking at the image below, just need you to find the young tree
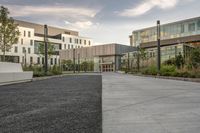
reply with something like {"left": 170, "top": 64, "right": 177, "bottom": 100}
{"left": 61, "top": 59, "right": 73, "bottom": 71}
{"left": 38, "top": 41, "right": 55, "bottom": 59}
{"left": 0, "top": 6, "right": 20, "bottom": 61}
{"left": 190, "top": 48, "right": 200, "bottom": 69}
{"left": 175, "top": 52, "right": 184, "bottom": 69}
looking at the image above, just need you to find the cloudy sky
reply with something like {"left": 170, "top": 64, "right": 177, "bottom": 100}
{"left": 0, "top": 0, "right": 199, "bottom": 45}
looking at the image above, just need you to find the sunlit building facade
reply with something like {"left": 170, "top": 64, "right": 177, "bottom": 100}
{"left": 129, "top": 17, "right": 200, "bottom": 62}
{"left": 0, "top": 20, "right": 93, "bottom": 66}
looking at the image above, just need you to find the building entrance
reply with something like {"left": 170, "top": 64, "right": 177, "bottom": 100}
{"left": 102, "top": 64, "right": 114, "bottom": 72}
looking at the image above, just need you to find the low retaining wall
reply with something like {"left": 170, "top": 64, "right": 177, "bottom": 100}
{"left": 0, "top": 62, "right": 33, "bottom": 85}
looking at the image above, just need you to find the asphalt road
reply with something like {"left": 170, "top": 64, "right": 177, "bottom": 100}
{"left": 0, "top": 75, "right": 102, "bottom": 133}
{"left": 102, "top": 73, "right": 200, "bottom": 133}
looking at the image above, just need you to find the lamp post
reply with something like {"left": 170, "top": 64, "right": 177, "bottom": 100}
{"left": 127, "top": 52, "right": 130, "bottom": 72}
{"left": 157, "top": 20, "right": 161, "bottom": 75}
{"left": 73, "top": 48, "right": 75, "bottom": 73}
{"left": 24, "top": 48, "right": 27, "bottom": 67}
{"left": 78, "top": 53, "right": 80, "bottom": 73}
{"left": 44, "top": 25, "right": 48, "bottom": 75}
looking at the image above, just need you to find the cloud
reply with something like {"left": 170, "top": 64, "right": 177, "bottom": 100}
{"left": 64, "top": 20, "right": 100, "bottom": 30}
{"left": 119, "top": 0, "right": 180, "bottom": 17}
{"left": 5, "top": 5, "right": 100, "bottom": 20}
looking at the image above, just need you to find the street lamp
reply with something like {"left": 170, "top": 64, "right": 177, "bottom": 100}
{"left": 78, "top": 53, "right": 80, "bottom": 73}
{"left": 44, "top": 25, "right": 48, "bottom": 75}
{"left": 157, "top": 20, "right": 161, "bottom": 75}
{"left": 73, "top": 48, "right": 75, "bottom": 73}
{"left": 24, "top": 48, "right": 27, "bottom": 67}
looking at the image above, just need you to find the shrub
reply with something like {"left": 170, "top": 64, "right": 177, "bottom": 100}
{"left": 160, "top": 65, "right": 176, "bottom": 76}
{"left": 163, "top": 58, "right": 176, "bottom": 66}
{"left": 24, "top": 65, "right": 62, "bottom": 77}
{"left": 190, "top": 48, "right": 200, "bottom": 69}
{"left": 142, "top": 65, "right": 157, "bottom": 75}
{"left": 51, "top": 65, "right": 62, "bottom": 75}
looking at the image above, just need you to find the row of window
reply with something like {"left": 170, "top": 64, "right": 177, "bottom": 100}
{"left": 63, "top": 44, "right": 83, "bottom": 49}
{"left": 22, "top": 56, "right": 58, "bottom": 65}
{"left": 20, "top": 39, "right": 33, "bottom": 46}
{"left": 37, "top": 57, "right": 58, "bottom": 65}
{"left": 133, "top": 19, "right": 200, "bottom": 44}
{"left": 14, "top": 47, "right": 32, "bottom": 54}
{"left": 62, "top": 37, "right": 91, "bottom": 45}
{"left": 23, "top": 30, "right": 31, "bottom": 38}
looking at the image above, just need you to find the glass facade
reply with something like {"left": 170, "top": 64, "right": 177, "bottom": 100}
{"left": 132, "top": 17, "right": 200, "bottom": 46}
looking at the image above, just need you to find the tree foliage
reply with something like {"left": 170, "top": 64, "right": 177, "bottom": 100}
{"left": 190, "top": 48, "right": 200, "bottom": 69}
{"left": 38, "top": 41, "right": 55, "bottom": 58}
{"left": 0, "top": 6, "right": 20, "bottom": 61}
{"left": 61, "top": 59, "right": 73, "bottom": 71}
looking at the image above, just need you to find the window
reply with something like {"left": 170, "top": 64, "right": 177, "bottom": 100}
{"left": 68, "top": 44, "right": 70, "bottom": 49}
{"left": 24, "top": 31, "right": 26, "bottom": 37}
{"left": 21, "top": 39, "right": 23, "bottom": 45}
{"left": 30, "top": 57, "right": 33, "bottom": 64}
{"left": 80, "top": 39, "right": 82, "bottom": 44}
{"left": 84, "top": 40, "right": 86, "bottom": 45}
{"left": 37, "top": 57, "right": 40, "bottom": 64}
{"left": 71, "top": 45, "right": 73, "bottom": 49}
{"left": 28, "top": 48, "right": 31, "bottom": 54}
{"left": 51, "top": 58, "right": 53, "bottom": 65}
{"left": 55, "top": 58, "right": 57, "bottom": 65}
{"left": 188, "top": 23, "right": 195, "bottom": 32}
{"left": 181, "top": 24, "right": 184, "bottom": 33}
{"left": 64, "top": 44, "right": 66, "bottom": 49}
{"left": 62, "top": 37, "right": 65, "bottom": 42}
{"left": 42, "top": 57, "right": 44, "bottom": 64}
{"left": 70, "top": 38, "right": 72, "bottom": 43}
{"left": 197, "top": 20, "right": 200, "bottom": 30}
{"left": 30, "top": 40, "right": 33, "bottom": 46}
{"left": 22, "top": 47, "right": 26, "bottom": 53}
{"left": 28, "top": 31, "right": 31, "bottom": 37}
{"left": 89, "top": 41, "right": 91, "bottom": 46}
{"left": 14, "top": 46, "right": 18, "bottom": 53}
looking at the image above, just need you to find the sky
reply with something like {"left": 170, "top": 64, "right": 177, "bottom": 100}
{"left": 0, "top": 0, "right": 199, "bottom": 45}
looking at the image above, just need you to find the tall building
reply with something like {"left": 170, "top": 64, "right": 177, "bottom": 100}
{"left": 0, "top": 20, "right": 93, "bottom": 66}
{"left": 129, "top": 16, "right": 200, "bottom": 62}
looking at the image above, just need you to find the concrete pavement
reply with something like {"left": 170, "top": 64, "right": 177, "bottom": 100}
{"left": 103, "top": 73, "right": 200, "bottom": 133}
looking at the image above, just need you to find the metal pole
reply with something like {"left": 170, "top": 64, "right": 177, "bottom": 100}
{"left": 78, "top": 53, "right": 80, "bottom": 73}
{"left": 157, "top": 20, "right": 161, "bottom": 74}
{"left": 73, "top": 49, "right": 75, "bottom": 73}
{"left": 24, "top": 49, "right": 27, "bottom": 67}
{"left": 127, "top": 53, "right": 130, "bottom": 72}
{"left": 44, "top": 25, "right": 48, "bottom": 75}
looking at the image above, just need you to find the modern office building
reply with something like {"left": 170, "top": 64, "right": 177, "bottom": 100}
{"left": 0, "top": 20, "right": 93, "bottom": 66}
{"left": 129, "top": 16, "right": 200, "bottom": 62}
{"left": 59, "top": 43, "right": 137, "bottom": 72}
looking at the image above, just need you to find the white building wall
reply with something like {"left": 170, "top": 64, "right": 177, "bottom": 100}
{"left": 0, "top": 25, "right": 93, "bottom": 66}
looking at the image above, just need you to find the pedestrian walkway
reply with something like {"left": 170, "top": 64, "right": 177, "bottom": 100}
{"left": 102, "top": 73, "right": 200, "bottom": 133}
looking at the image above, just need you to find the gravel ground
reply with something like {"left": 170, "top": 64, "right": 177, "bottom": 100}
{"left": 0, "top": 75, "right": 102, "bottom": 133}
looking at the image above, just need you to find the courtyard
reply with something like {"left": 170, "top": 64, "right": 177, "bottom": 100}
{"left": 103, "top": 73, "right": 200, "bottom": 133}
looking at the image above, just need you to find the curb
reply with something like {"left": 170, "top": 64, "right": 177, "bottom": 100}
{"left": 117, "top": 72, "right": 200, "bottom": 83}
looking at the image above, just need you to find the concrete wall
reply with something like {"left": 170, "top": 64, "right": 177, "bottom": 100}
{"left": 0, "top": 62, "right": 33, "bottom": 85}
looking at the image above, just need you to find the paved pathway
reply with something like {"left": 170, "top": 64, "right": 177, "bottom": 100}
{"left": 103, "top": 73, "right": 200, "bottom": 133}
